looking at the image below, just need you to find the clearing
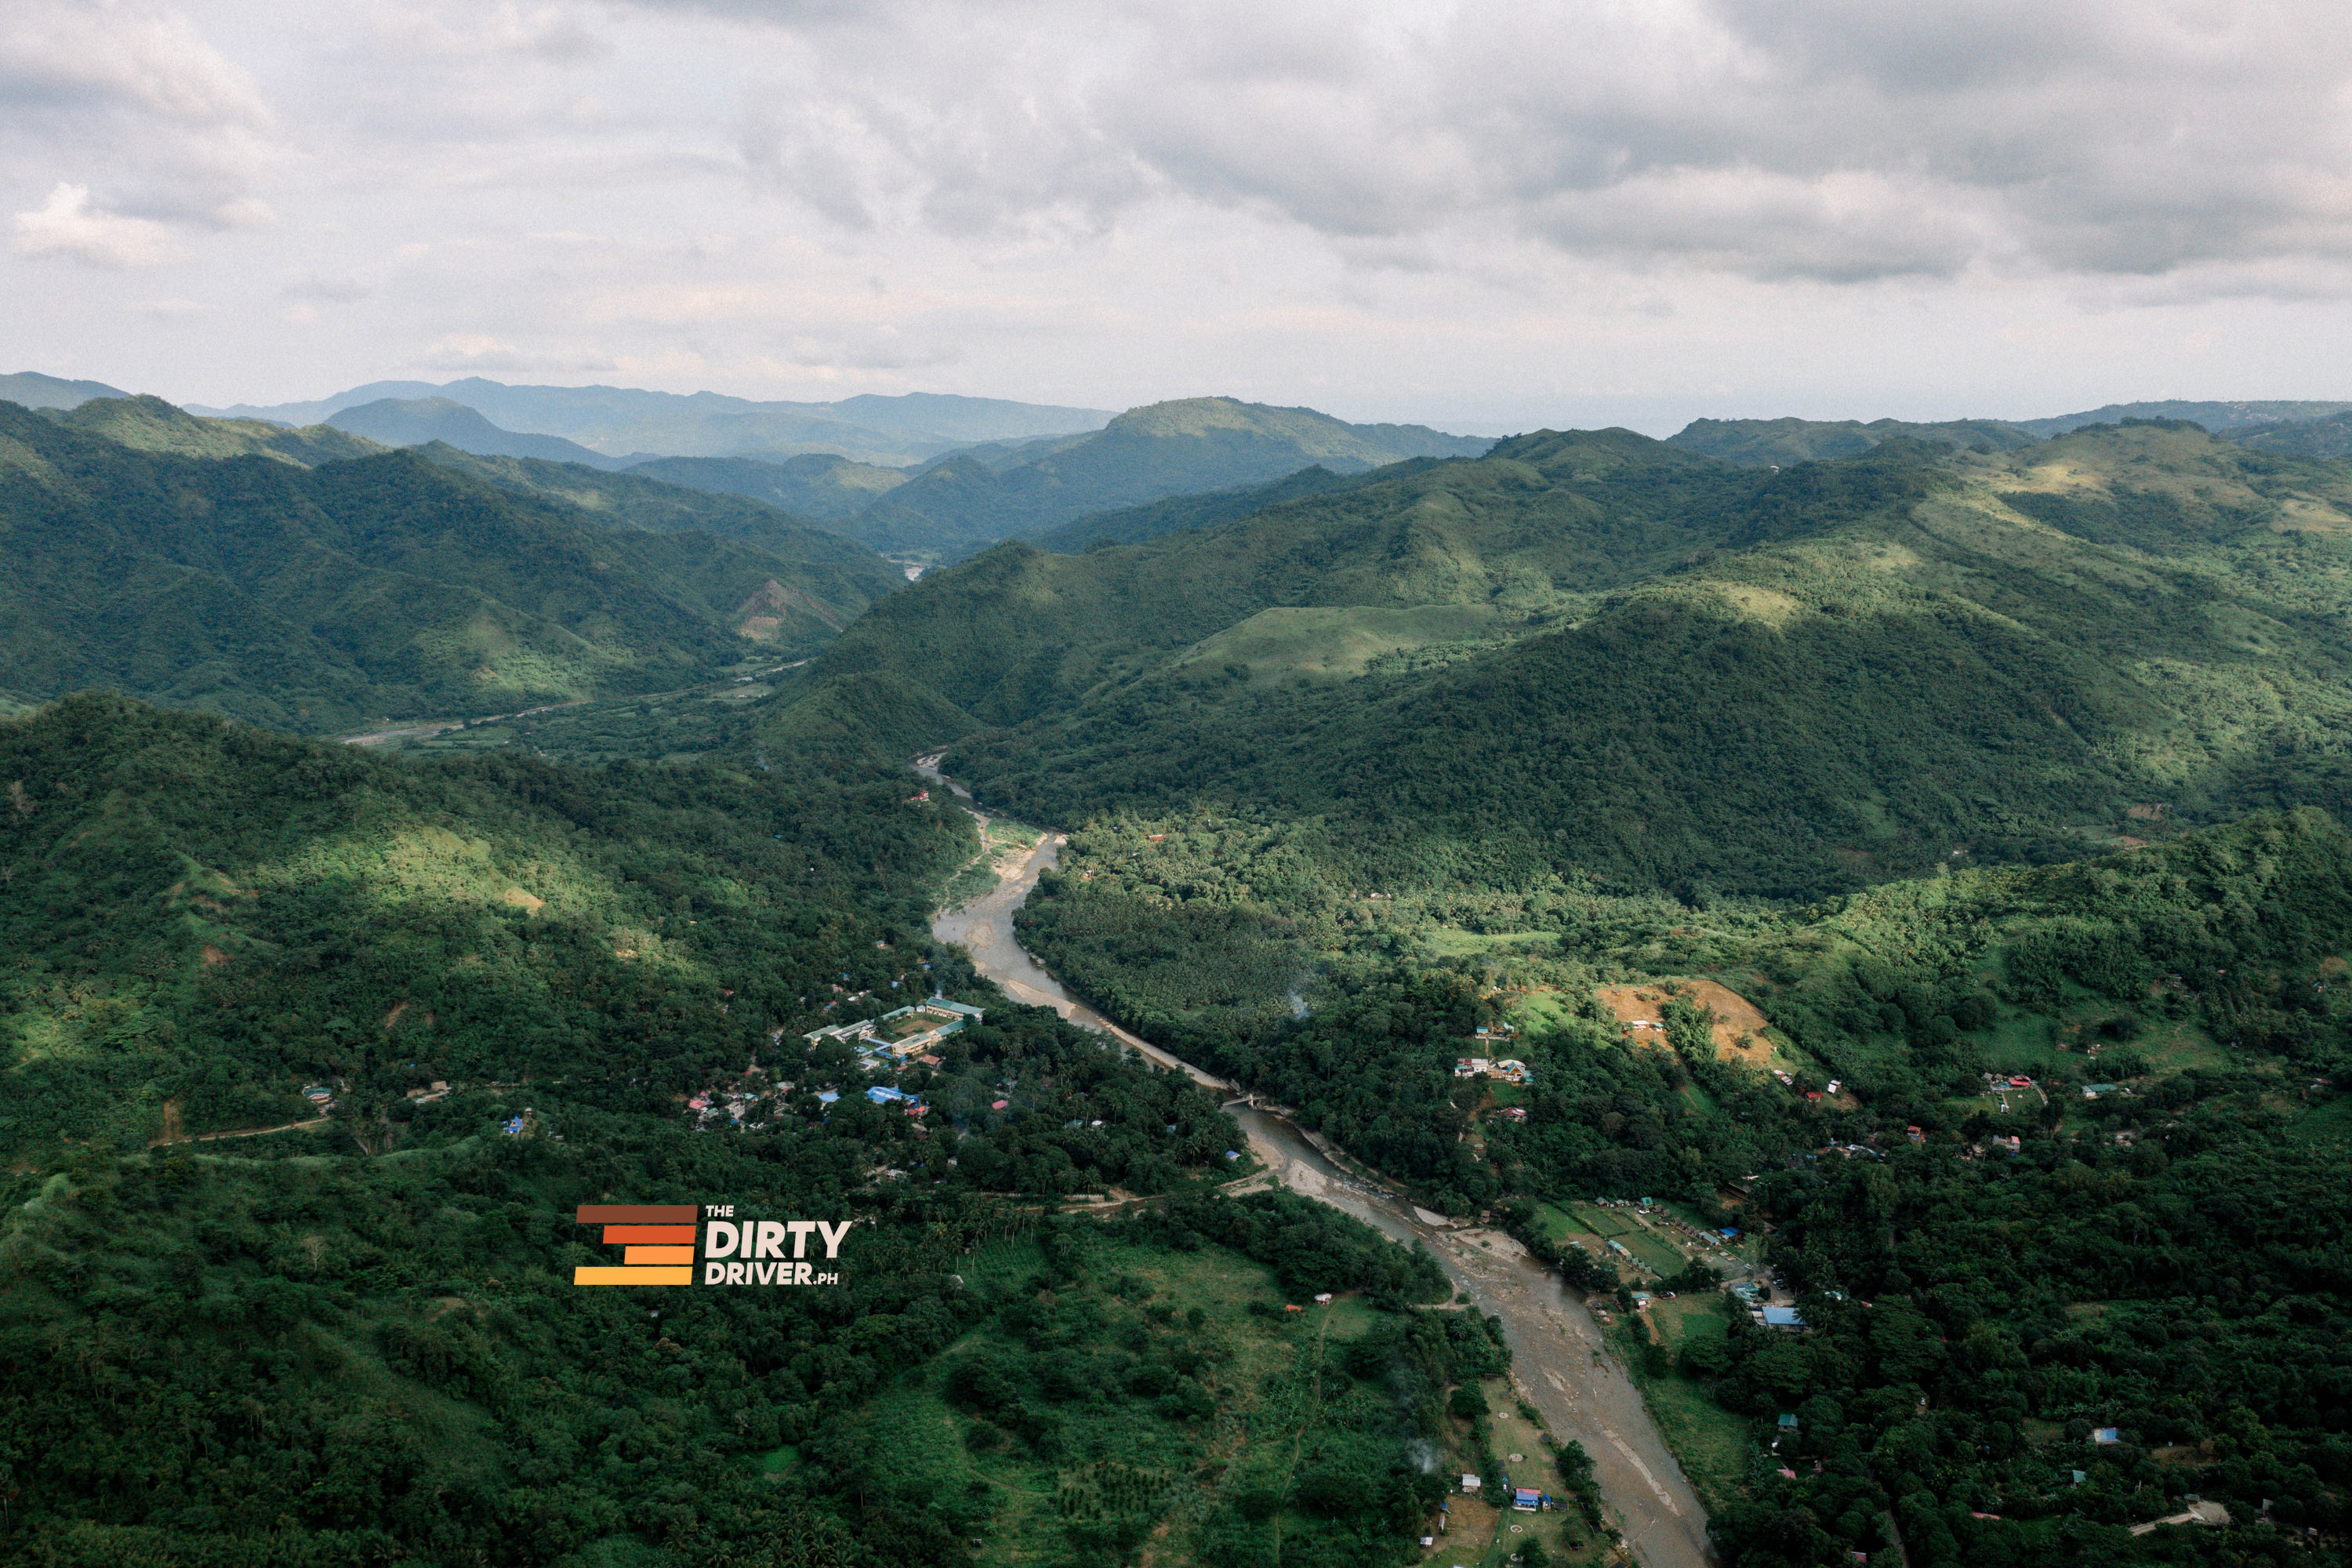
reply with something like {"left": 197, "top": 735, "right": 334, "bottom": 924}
{"left": 1595, "top": 979, "right": 1775, "bottom": 1066}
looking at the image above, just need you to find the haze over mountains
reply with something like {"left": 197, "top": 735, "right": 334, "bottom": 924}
{"left": 191, "top": 377, "right": 1116, "bottom": 467}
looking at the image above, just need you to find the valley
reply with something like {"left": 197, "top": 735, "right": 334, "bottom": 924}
{"left": 5, "top": 381, "right": 2352, "bottom": 1568}
{"left": 920, "top": 753, "right": 1717, "bottom": 1566}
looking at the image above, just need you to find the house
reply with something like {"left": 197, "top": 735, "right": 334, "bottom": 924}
{"left": 1460, "top": 1475, "right": 1480, "bottom": 1493}
{"left": 1495, "top": 1106, "right": 1528, "bottom": 1122}
{"left": 1777, "top": 1414, "right": 1800, "bottom": 1431}
{"left": 1607, "top": 1240, "right": 1631, "bottom": 1258}
{"left": 867, "top": 1085, "right": 909, "bottom": 1105}
{"left": 2009, "top": 1075, "right": 2034, "bottom": 1087}
{"left": 1313, "top": 1292, "right": 1333, "bottom": 1304}
{"left": 1762, "top": 1305, "right": 1807, "bottom": 1330}
{"left": 815, "top": 1091, "right": 840, "bottom": 1105}
{"left": 2093, "top": 1427, "right": 2122, "bottom": 1444}
{"left": 2082, "top": 1083, "right": 2120, "bottom": 1098}
{"left": 1454, "top": 1057, "right": 1490, "bottom": 1078}
{"left": 1512, "top": 1488, "right": 1542, "bottom": 1511}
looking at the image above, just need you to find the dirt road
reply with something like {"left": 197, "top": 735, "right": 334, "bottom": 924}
{"left": 921, "top": 754, "right": 1715, "bottom": 1566}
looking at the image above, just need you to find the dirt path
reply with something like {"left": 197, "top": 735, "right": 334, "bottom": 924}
{"left": 152, "top": 1116, "right": 332, "bottom": 1146}
{"left": 919, "top": 751, "right": 1715, "bottom": 1566}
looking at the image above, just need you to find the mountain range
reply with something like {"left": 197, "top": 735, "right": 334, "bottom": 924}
{"left": 779, "top": 416, "right": 2352, "bottom": 900}
{"left": 189, "top": 376, "right": 1114, "bottom": 466}
{"left": 0, "top": 396, "right": 902, "bottom": 729}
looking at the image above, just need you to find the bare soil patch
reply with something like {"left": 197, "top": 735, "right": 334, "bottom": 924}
{"left": 1595, "top": 978, "right": 1773, "bottom": 1065}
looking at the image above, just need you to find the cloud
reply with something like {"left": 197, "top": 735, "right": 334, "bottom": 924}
{"left": 0, "top": 0, "right": 285, "bottom": 233}
{"left": 13, "top": 183, "right": 178, "bottom": 267}
{"left": 626, "top": 0, "right": 2352, "bottom": 294}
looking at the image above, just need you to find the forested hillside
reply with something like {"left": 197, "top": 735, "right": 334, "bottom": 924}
{"left": 0, "top": 401, "right": 902, "bottom": 729}
{"left": 409, "top": 444, "right": 906, "bottom": 586}
{"left": 1011, "top": 783, "right": 2352, "bottom": 1562}
{"left": 0, "top": 695, "right": 1494, "bottom": 1566}
{"left": 783, "top": 419, "right": 2352, "bottom": 901}
{"left": 627, "top": 451, "right": 912, "bottom": 521}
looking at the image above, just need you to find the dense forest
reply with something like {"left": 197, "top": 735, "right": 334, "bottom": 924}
{"left": 1009, "top": 796, "right": 2352, "bottom": 1562}
{"left": 0, "top": 695, "right": 1505, "bottom": 1566}
{"left": 0, "top": 399, "right": 901, "bottom": 730}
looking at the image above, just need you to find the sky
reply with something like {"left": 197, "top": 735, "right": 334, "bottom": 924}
{"left": 9, "top": 0, "right": 2352, "bottom": 434}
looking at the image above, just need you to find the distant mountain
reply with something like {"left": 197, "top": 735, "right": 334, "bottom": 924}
{"left": 1668, "top": 416, "right": 2040, "bottom": 466}
{"left": 46, "top": 394, "right": 382, "bottom": 466}
{"left": 409, "top": 445, "right": 903, "bottom": 601}
{"left": 0, "top": 371, "right": 130, "bottom": 409}
{"left": 626, "top": 452, "right": 909, "bottom": 521}
{"left": 1025, "top": 464, "right": 1385, "bottom": 552}
{"left": 191, "top": 377, "right": 1114, "bottom": 465}
{"left": 797, "top": 397, "right": 1494, "bottom": 557}
{"left": 324, "top": 397, "right": 626, "bottom": 469}
{"left": 0, "top": 401, "right": 897, "bottom": 729}
{"left": 2223, "top": 408, "right": 2352, "bottom": 460}
{"left": 2014, "top": 399, "right": 2352, "bottom": 437}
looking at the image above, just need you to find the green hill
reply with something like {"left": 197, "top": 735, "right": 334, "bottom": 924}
{"left": 626, "top": 450, "right": 911, "bottom": 519}
{"left": 2014, "top": 397, "right": 2352, "bottom": 437}
{"left": 0, "top": 401, "right": 894, "bottom": 729}
{"left": 325, "top": 395, "right": 626, "bottom": 469}
{"left": 408, "top": 443, "right": 902, "bottom": 590}
{"left": 662, "top": 397, "right": 1494, "bottom": 561}
{"left": 0, "top": 369, "right": 130, "bottom": 409}
{"left": 1668, "top": 416, "right": 2041, "bottom": 466}
{"left": 783, "top": 420, "right": 2352, "bottom": 900}
{"left": 51, "top": 393, "right": 383, "bottom": 466}
{"left": 2227, "top": 408, "right": 2352, "bottom": 460}
{"left": 1025, "top": 463, "right": 1384, "bottom": 552}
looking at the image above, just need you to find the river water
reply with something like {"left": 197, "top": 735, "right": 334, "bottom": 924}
{"left": 922, "top": 765, "right": 1715, "bottom": 1567}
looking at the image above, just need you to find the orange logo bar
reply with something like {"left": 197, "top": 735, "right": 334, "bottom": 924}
{"left": 574, "top": 1204, "right": 697, "bottom": 1286}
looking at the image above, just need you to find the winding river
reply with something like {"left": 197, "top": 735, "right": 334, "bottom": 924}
{"left": 920, "top": 759, "right": 1715, "bottom": 1567}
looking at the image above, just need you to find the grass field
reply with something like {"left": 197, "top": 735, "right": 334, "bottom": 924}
{"left": 1434, "top": 1381, "right": 1608, "bottom": 1567}
{"left": 1624, "top": 1297, "right": 1751, "bottom": 1512}
{"left": 1169, "top": 602, "right": 1508, "bottom": 687}
{"left": 1617, "top": 1229, "right": 1688, "bottom": 1276}
{"left": 1423, "top": 928, "right": 1563, "bottom": 959}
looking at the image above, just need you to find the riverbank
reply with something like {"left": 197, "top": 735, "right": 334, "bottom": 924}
{"left": 920, "top": 756, "right": 1716, "bottom": 1567}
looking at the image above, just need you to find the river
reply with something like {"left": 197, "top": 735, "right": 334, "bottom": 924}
{"left": 920, "top": 760, "right": 1716, "bottom": 1567}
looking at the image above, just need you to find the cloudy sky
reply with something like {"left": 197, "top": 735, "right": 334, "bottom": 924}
{"left": 9, "top": 0, "right": 2352, "bottom": 431}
